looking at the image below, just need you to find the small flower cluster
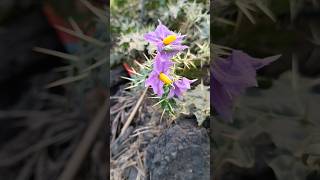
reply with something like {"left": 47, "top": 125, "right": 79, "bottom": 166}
{"left": 143, "top": 20, "right": 196, "bottom": 114}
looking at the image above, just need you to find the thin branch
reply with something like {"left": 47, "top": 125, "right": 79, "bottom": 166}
{"left": 46, "top": 73, "right": 89, "bottom": 88}
{"left": 80, "top": 0, "right": 108, "bottom": 23}
{"left": 55, "top": 25, "right": 106, "bottom": 47}
{"left": 33, "top": 47, "right": 80, "bottom": 61}
{"left": 120, "top": 88, "right": 148, "bottom": 136}
{"left": 68, "top": 17, "right": 83, "bottom": 34}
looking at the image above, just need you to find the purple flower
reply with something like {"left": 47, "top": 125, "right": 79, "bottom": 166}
{"left": 145, "top": 54, "right": 173, "bottom": 96}
{"left": 168, "top": 77, "right": 197, "bottom": 99}
{"left": 211, "top": 50, "right": 281, "bottom": 122}
{"left": 144, "top": 20, "right": 188, "bottom": 59}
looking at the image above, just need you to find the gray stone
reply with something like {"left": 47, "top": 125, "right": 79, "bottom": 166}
{"left": 145, "top": 116, "right": 210, "bottom": 180}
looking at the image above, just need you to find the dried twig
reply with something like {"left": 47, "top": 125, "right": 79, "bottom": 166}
{"left": 54, "top": 25, "right": 106, "bottom": 47}
{"left": 120, "top": 88, "right": 148, "bottom": 136}
{"left": 33, "top": 47, "right": 80, "bottom": 61}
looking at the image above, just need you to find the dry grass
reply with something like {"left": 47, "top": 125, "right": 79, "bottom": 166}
{"left": 110, "top": 87, "right": 169, "bottom": 180}
{"left": 0, "top": 89, "right": 106, "bottom": 180}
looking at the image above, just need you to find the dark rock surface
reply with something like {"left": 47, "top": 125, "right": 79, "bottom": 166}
{"left": 145, "top": 115, "right": 210, "bottom": 180}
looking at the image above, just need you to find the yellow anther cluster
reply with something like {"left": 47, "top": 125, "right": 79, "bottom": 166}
{"left": 159, "top": 73, "right": 172, "bottom": 84}
{"left": 163, "top": 35, "right": 177, "bottom": 45}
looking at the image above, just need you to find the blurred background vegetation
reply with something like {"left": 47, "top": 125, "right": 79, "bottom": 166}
{"left": 212, "top": 0, "right": 320, "bottom": 180}
{"left": 110, "top": 0, "right": 209, "bottom": 76}
{"left": 0, "top": 1, "right": 107, "bottom": 180}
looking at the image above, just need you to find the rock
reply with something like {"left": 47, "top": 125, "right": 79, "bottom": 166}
{"left": 124, "top": 167, "right": 138, "bottom": 180}
{"left": 145, "top": 115, "right": 210, "bottom": 180}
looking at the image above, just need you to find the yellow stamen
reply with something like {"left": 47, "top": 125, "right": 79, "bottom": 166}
{"left": 163, "top": 35, "right": 177, "bottom": 45}
{"left": 159, "top": 73, "right": 172, "bottom": 85}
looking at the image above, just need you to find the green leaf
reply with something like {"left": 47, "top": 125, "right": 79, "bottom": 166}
{"left": 176, "top": 84, "right": 209, "bottom": 126}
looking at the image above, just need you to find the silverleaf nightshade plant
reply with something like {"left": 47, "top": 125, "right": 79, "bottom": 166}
{"left": 211, "top": 50, "right": 281, "bottom": 122}
{"left": 144, "top": 20, "right": 188, "bottom": 59}
{"left": 126, "top": 20, "right": 197, "bottom": 115}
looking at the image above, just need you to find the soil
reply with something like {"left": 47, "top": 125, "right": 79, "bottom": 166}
{"left": 145, "top": 115, "right": 210, "bottom": 180}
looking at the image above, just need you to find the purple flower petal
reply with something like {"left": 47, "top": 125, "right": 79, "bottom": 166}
{"left": 171, "top": 35, "right": 186, "bottom": 45}
{"left": 153, "top": 54, "right": 173, "bottom": 74}
{"left": 144, "top": 32, "right": 162, "bottom": 44}
{"left": 169, "top": 77, "right": 196, "bottom": 98}
{"left": 144, "top": 20, "right": 188, "bottom": 59}
{"left": 145, "top": 71, "right": 165, "bottom": 96}
{"left": 211, "top": 50, "right": 281, "bottom": 122}
{"left": 211, "top": 77, "right": 234, "bottom": 121}
{"left": 168, "top": 87, "right": 175, "bottom": 98}
{"left": 154, "top": 20, "right": 173, "bottom": 39}
{"left": 145, "top": 54, "right": 173, "bottom": 97}
{"left": 159, "top": 45, "right": 188, "bottom": 59}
